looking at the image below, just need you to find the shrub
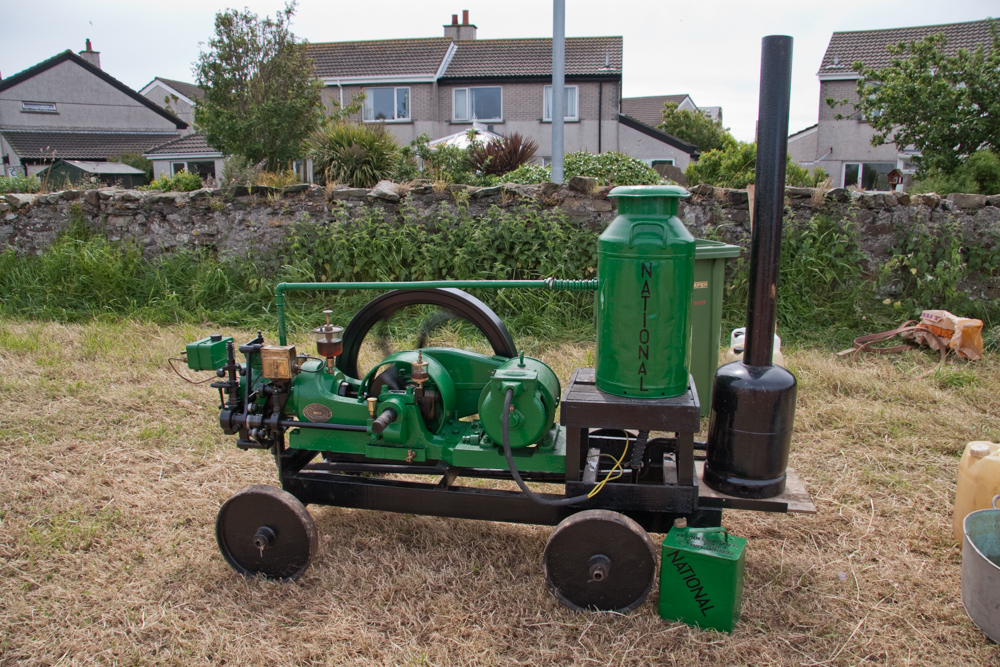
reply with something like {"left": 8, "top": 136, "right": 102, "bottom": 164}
{"left": 504, "top": 163, "right": 549, "bottom": 184}
{"left": 0, "top": 174, "right": 42, "bottom": 194}
{"left": 912, "top": 149, "right": 1000, "bottom": 195}
{"left": 501, "top": 152, "right": 662, "bottom": 187}
{"left": 221, "top": 155, "right": 262, "bottom": 187}
{"left": 563, "top": 151, "right": 661, "bottom": 186}
{"left": 255, "top": 169, "right": 301, "bottom": 188}
{"left": 146, "top": 170, "right": 204, "bottom": 192}
{"left": 107, "top": 153, "right": 153, "bottom": 184}
{"left": 470, "top": 132, "right": 539, "bottom": 176}
{"left": 686, "top": 141, "right": 825, "bottom": 189}
{"left": 307, "top": 122, "right": 399, "bottom": 188}
{"left": 393, "top": 133, "right": 489, "bottom": 185}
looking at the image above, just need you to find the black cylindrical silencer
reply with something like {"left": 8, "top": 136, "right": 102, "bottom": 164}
{"left": 703, "top": 35, "right": 798, "bottom": 500}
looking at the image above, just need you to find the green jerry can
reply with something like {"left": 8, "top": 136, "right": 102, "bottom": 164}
{"left": 597, "top": 185, "right": 694, "bottom": 398}
{"left": 659, "top": 520, "right": 747, "bottom": 633}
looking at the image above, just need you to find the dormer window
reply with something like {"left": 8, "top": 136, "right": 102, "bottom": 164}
{"left": 22, "top": 101, "right": 57, "bottom": 113}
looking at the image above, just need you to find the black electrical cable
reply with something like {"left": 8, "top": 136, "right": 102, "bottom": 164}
{"left": 500, "top": 388, "right": 592, "bottom": 507}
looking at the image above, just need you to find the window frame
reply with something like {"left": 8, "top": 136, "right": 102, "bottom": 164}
{"left": 843, "top": 162, "right": 896, "bottom": 190}
{"left": 362, "top": 86, "right": 411, "bottom": 123}
{"left": 452, "top": 86, "right": 503, "bottom": 123}
{"left": 21, "top": 101, "right": 57, "bottom": 114}
{"left": 542, "top": 85, "right": 579, "bottom": 122}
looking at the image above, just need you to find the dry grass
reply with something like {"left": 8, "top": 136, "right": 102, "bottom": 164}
{"left": 1, "top": 318, "right": 999, "bottom": 666}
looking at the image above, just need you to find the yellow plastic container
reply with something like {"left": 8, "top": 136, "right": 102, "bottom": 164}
{"left": 953, "top": 441, "right": 1000, "bottom": 543}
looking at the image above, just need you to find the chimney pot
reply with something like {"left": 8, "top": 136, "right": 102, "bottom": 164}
{"left": 462, "top": 10, "right": 469, "bottom": 25}
{"left": 85, "top": 38, "right": 92, "bottom": 51}
{"left": 452, "top": 14, "right": 458, "bottom": 26}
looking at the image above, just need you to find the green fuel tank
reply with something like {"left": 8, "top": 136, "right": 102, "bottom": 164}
{"left": 596, "top": 185, "right": 694, "bottom": 398}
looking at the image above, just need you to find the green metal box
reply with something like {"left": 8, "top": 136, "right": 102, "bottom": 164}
{"left": 659, "top": 524, "right": 747, "bottom": 633}
{"left": 692, "top": 240, "right": 741, "bottom": 416}
{"left": 186, "top": 335, "right": 232, "bottom": 371}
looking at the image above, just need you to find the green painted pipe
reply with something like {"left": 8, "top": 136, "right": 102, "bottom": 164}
{"left": 275, "top": 279, "right": 597, "bottom": 344}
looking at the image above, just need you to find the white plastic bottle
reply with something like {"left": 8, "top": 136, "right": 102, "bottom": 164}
{"left": 724, "top": 327, "right": 785, "bottom": 367}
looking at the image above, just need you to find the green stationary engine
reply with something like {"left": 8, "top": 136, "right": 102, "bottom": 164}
{"left": 181, "top": 182, "right": 812, "bottom": 616}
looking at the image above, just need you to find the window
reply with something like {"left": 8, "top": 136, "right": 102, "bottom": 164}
{"left": 363, "top": 87, "right": 410, "bottom": 121}
{"left": 453, "top": 87, "right": 502, "bottom": 122}
{"left": 543, "top": 85, "right": 579, "bottom": 121}
{"left": 651, "top": 159, "right": 675, "bottom": 168}
{"left": 22, "top": 101, "right": 57, "bottom": 113}
{"left": 171, "top": 161, "right": 216, "bottom": 179}
{"left": 843, "top": 162, "right": 895, "bottom": 190}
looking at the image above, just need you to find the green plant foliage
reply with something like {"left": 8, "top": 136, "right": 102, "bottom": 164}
{"left": 470, "top": 132, "right": 539, "bottom": 176}
{"left": 503, "top": 163, "right": 549, "bottom": 184}
{"left": 194, "top": 1, "right": 324, "bottom": 171}
{"left": 657, "top": 102, "right": 733, "bottom": 153}
{"left": 392, "top": 134, "right": 492, "bottom": 185}
{"left": 562, "top": 152, "right": 661, "bottom": 186}
{"left": 0, "top": 174, "right": 42, "bottom": 194}
{"left": 307, "top": 122, "right": 399, "bottom": 188}
{"left": 145, "top": 171, "right": 204, "bottom": 192}
{"left": 255, "top": 169, "right": 301, "bottom": 188}
{"left": 107, "top": 153, "right": 153, "bottom": 184}
{"left": 912, "top": 149, "right": 1000, "bottom": 195}
{"left": 286, "top": 204, "right": 599, "bottom": 335}
{"left": 220, "top": 155, "right": 261, "bottom": 187}
{"left": 686, "top": 141, "right": 826, "bottom": 189}
{"left": 831, "top": 20, "right": 1000, "bottom": 175}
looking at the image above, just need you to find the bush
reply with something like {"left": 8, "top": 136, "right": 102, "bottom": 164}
{"left": 563, "top": 151, "right": 661, "bottom": 186}
{"left": 686, "top": 141, "right": 826, "bottom": 189}
{"left": 912, "top": 149, "right": 1000, "bottom": 195}
{"left": 393, "top": 133, "right": 495, "bottom": 185}
{"left": 499, "top": 152, "right": 662, "bottom": 187}
{"left": 307, "top": 122, "right": 399, "bottom": 188}
{"left": 470, "top": 132, "right": 539, "bottom": 176}
{"left": 107, "top": 153, "right": 153, "bottom": 184}
{"left": 221, "top": 155, "right": 262, "bottom": 188}
{"left": 504, "top": 163, "right": 549, "bottom": 184}
{"left": 146, "top": 170, "right": 204, "bottom": 192}
{"left": 0, "top": 174, "right": 42, "bottom": 194}
{"left": 255, "top": 169, "right": 301, "bottom": 188}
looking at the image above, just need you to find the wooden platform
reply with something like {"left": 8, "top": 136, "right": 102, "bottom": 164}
{"left": 695, "top": 461, "right": 816, "bottom": 514}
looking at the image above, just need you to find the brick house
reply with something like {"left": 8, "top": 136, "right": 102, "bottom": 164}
{"left": 0, "top": 41, "right": 186, "bottom": 177}
{"left": 308, "top": 11, "right": 699, "bottom": 170}
{"left": 788, "top": 19, "right": 996, "bottom": 190}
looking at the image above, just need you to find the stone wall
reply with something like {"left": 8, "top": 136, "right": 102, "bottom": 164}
{"left": 2, "top": 180, "right": 999, "bottom": 291}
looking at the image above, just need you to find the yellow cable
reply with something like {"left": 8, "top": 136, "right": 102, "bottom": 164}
{"left": 588, "top": 431, "right": 630, "bottom": 498}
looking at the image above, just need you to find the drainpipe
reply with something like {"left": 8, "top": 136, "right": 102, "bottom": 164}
{"left": 551, "top": 0, "right": 565, "bottom": 183}
{"left": 598, "top": 81, "right": 603, "bottom": 153}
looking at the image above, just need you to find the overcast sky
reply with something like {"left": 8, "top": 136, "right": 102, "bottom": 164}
{"left": 1, "top": 1, "right": 995, "bottom": 142}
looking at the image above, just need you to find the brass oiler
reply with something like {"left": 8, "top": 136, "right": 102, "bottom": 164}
{"left": 410, "top": 350, "right": 429, "bottom": 387}
{"left": 313, "top": 309, "right": 344, "bottom": 373}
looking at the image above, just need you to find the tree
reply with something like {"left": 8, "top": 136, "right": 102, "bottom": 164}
{"left": 830, "top": 20, "right": 1000, "bottom": 175}
{"left": 194, "top": 2, "right": 323, "bottom": 170}
{"left": 658, "top": 102, "right": 733, "bottom": 153}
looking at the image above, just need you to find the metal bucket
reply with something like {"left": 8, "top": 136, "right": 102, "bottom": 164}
{"left": 962, "top": 494, "right": 1000, "bottom": 642}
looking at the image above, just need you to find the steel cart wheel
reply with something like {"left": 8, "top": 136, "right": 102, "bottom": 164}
{"left": 543, "top": 510, "right": 658, "bottom": 612}
{"left": 216, "top": 484, "right": 318, "bottom": 581}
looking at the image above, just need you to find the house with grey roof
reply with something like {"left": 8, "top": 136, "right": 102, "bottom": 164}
{"left": 788, "top": 18, "right": 996, "bottom": 190}
{"left": 140, "top": 77, "right": 204, "bottom": 134}
{"left": 143, "top": 134, "right": 225, "bottom": 181}
{"left": 309, "top": 11, "right": 699, "bottom": 169}
{"left": 0, "top": 41, "right": 186, "bottom": 177}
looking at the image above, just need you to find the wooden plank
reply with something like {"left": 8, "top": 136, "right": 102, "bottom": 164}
{"left": 695, "top": 462, "right": 816, "bottom": 514}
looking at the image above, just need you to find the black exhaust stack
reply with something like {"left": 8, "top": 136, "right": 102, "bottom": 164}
{"left": 703, "top": 36, "right": 798, "bottom": 499}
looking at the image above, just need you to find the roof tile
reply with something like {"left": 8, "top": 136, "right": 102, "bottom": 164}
{"left": 442, "top": 37, "right": 622, "bottom": 78}
{"left": 1, "top": 130, "right": 180, "bottom": 160}
{"left": 308, "top": 38, "right": 454, "bottom": 78}
{"left": 144, "top": 134, "right": 220, "bottom": 156}
{"left": 820, "top": 19, "right": 997, "bottom": 74}
{"left": 620, "top": 95, "right": 691, "bottom": 129}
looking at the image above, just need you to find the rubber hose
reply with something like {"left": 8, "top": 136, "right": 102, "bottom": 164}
{"left": 501, "top": 388, "right": 592, "bottom": 507}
